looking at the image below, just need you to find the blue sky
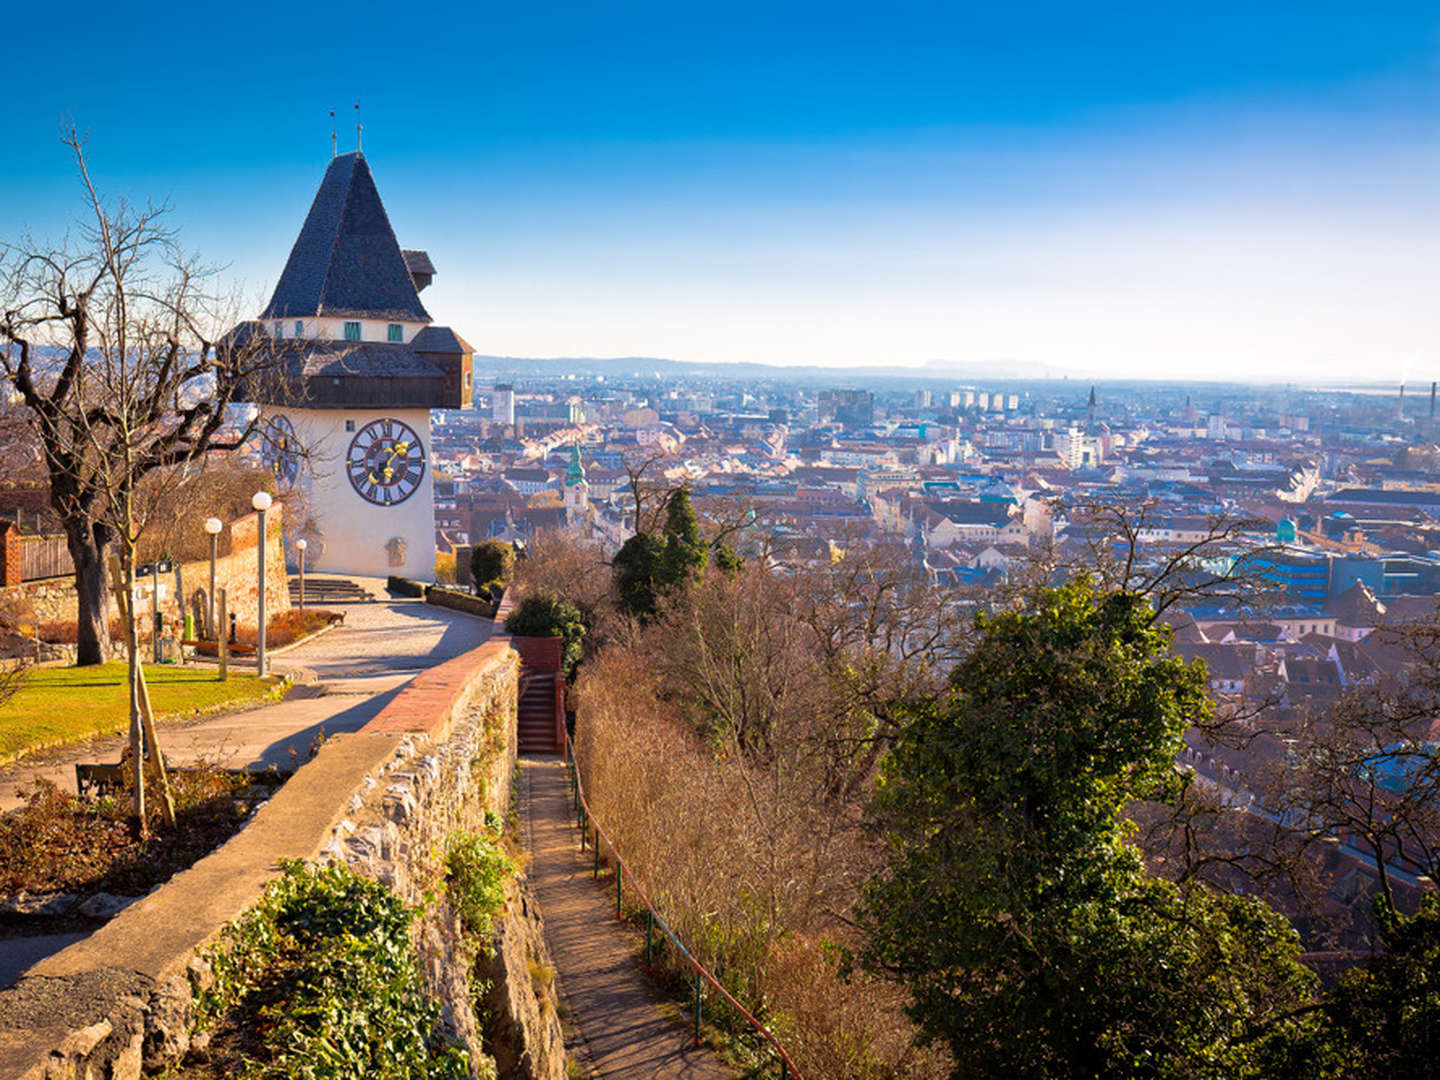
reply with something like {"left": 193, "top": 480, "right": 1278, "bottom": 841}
{"left": 5, "top": 1, "right": 1439, "bottom": 379}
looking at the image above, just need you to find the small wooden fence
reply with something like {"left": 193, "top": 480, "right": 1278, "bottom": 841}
{"left": 21, "top": 534, "right": 73, "bottom": 581}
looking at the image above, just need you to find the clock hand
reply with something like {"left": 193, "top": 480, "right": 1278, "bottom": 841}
{"left": 381, "top": 446, "right": 400, "bottom": 481}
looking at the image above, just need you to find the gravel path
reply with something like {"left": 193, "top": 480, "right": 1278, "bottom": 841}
{"left": 523, "top": 757, "right": 736, "bottom": 1080}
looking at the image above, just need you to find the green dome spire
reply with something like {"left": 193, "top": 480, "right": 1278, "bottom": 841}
{"left": 565, "top": 442, "right": 586, "bottom": 487}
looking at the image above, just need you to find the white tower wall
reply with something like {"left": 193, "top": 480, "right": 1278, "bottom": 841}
{"left": 276, "top": 406, "right": 436, "bottom": 580}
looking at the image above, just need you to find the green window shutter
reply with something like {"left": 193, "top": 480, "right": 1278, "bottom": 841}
{"left": 387, "top": 323, "right": 403, "bottom": 342}
{"left": 344, "top": 321, "right": 361, "bottom": 341}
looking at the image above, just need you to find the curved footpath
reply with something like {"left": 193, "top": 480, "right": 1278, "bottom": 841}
{"left": 0, "top": 580, "right": 494, "bottom": 990}
{"left": 0, "top": 579, "right": 494, "bottom": 813}
{"left": 523, "top": 757, "right": 736, "bottom": 1079}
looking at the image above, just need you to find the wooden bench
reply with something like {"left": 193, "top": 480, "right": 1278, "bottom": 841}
{"left": 75, "top": 762, "right": 288, "bottom": 798}
{"left": 75, "top": 763, "right": 125, "bottom": 797}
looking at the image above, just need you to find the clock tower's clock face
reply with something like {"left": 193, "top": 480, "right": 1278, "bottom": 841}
{"left": 346, "top": 418, "right": 426, "bottom": 506}
{"left": 262, "top": 414, "right": 300, "bottom": 487}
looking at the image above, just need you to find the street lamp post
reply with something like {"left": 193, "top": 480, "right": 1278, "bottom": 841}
{"left": 252, "top": 491, "right": 273, "bottom": 677}
{"left": 204, "top": 517, "right": 223, "bottom": 639}
{"left": 151, "top": 562, "right": 161, "bottom": 664}
{"left": 296, "top": 538, "right": 308, "bottom": 613}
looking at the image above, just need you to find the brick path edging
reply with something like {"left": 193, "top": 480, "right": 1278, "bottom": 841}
{"left": 363, "top": 637, "right": 519, "bottom": 740}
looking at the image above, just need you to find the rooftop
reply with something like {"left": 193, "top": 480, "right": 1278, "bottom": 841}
{"left": 261, "top": 153, "right": 431, "bottom": 323}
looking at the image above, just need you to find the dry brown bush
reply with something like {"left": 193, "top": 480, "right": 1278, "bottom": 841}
{"left": 133, "top": 459, "right": 281, "bottom": 564}
{"left": 512, "top": 530, "right": 620, "bottom": 643}
{"left": 35, "top": 618, "right": 126, "bottom": 644}
{"left": 573, "top": 567, "right": 952, "bottom": 1079}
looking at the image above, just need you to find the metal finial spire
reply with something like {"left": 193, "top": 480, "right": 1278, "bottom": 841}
{"left": 354, "top": 102, "right": 362, "bottom": 155}
{"left": 330, "top": 109, "right": 336, "bottom": 157}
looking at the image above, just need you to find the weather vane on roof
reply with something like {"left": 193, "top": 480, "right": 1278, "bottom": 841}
{"left": 330, "top": 108, "right": 336, "bottom": 158}
{"left": 355, "top": 102, "right": 362, "bottom": 155}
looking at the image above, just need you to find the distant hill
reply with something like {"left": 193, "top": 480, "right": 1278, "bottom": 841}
{"left": 469, "top": 354, "right": 1071, "bottom": 387}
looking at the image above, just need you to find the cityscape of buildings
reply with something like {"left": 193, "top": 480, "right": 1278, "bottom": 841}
{"left": 417, "top": 365, "right": 1440, "bottom": 929}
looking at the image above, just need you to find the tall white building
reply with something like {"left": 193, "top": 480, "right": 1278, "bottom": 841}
{"left": 493, "top": 383, "right": 515, "bottom": 425}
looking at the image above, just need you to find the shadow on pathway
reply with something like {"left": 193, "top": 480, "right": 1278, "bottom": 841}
{"left": 523, "top": 758, "right": 736, "bottom": 1080}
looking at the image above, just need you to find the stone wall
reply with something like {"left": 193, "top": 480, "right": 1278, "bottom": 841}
{"left": 163, "top": 507, "right": 290, "bottom": 639}
{"left": 0, "top": 636, "right": 565, "bottom": 1080}
{"left": 0, "top": 508, "right": 288, "bottom": 644}
{"left": 0, "top": 575, "right": 77, "bottom": 627}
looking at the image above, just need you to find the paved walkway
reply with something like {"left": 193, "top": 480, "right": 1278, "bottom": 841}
{"left": 0, "top": 580, "right": 495, "bottom": 988}
{"left": 522, "top": 758, "right": 735, "bottom": 1080}
{"left": 1, "top": 578, "right": 495, "bottom": 810}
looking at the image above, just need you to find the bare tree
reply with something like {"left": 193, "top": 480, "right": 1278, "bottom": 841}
{"left": 135, "top": 458, "right": 281, "bottom": 564}
{"left": 0, "top": 130, "right": 280, "bottom": 665}
{"left": 791, "top": 538, "right": 974, "bottom": 797}
{"left": 1034, "top": 498, "right": 1278, "bottom": 621}
{"left": 1281, "top": 624, "right": 1440, "bottom": 916}
{"left": 619, "top": 446, "right": 676, "bottom": 536}
{"left": 0, "top": 130, "right": 287, "bottom": 833}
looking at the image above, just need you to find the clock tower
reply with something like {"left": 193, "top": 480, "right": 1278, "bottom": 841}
{"left": 225, "top": 151, "right": 473, "bottom": 579}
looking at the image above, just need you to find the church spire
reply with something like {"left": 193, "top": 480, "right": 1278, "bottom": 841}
{"left": 565, "top": 442, "right": 587, "bottom": 487}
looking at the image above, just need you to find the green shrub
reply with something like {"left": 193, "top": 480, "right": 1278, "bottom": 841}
{"left": 425, "top": 587, "right": 497, "bottom": 619}
{"left": 446, "top": 828, "right": 518, "bottom": 952}
{"left": 504, "top": 592, "right": 586, "bottom": 677}
{"left": 196, "top": 860, "right": 466, "bottom": 1079}
{"left": 612, "top": 532, "right": 664, "bottom": 622}
{"left": 469, "top": 540, "right": 515, "bottom": 598}
{"left": 387, "top": 575, "right": 426, "bottom": 598}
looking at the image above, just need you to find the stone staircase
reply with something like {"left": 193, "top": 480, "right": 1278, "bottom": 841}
{"left": 517, "top": 670, "right": 563, "bottom": 754}
{"left": 287, "top": 576, "right": 377, "bottom": 607}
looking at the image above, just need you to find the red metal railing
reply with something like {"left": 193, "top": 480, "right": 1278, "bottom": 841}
{"left": 554, "top": 679, "right": 567, "bottom": 756}
{"left": 564, "top": 733, "right": 804, "bottom": 1080}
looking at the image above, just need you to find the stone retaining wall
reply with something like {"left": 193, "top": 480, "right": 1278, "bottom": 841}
{"left": 0, "top": 574, "right": 76, "bottom": 628}
{"left": 0, "top": 508, "right": 288, "bottom": 646}
{"left": 0, "top": 635, "right": 564, "bottom": 1080}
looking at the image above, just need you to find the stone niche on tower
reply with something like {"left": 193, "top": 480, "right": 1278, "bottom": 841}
{"left": 221, "top": 151, "right": 473, "bottom": 580}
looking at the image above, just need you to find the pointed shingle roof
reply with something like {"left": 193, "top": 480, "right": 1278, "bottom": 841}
{"left": 261, "top": 153, "right": 431, "bottom": 322}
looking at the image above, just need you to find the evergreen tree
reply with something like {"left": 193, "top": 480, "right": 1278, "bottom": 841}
{"left": 613, "top": 531, "right": 665, "bottom": 622}
{"left": 711, "top": 540, "right": 742, "bottom": 574}
{"left": 469, "top": 539, "right": 515, "bottom": 597}
{"left": 660, "top": 487, "right": 707, "bottom": 589}
{"left": 613, "top": 487, "right": 709, "bottom": 622}
{"left": 858, "top": 579, "right": 1320, "bottom": 1080}
{"left": 1319, "top": 894, "right": 1440, "bottom": 1079}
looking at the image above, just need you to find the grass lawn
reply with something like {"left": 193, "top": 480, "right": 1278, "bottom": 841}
{"left": 0, "top": 662, "right": 284, "bottom": 762}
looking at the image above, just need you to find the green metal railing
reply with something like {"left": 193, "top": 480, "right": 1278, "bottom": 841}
{"left": 565, "top": 734, "right": 804, "bottom": 1080}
